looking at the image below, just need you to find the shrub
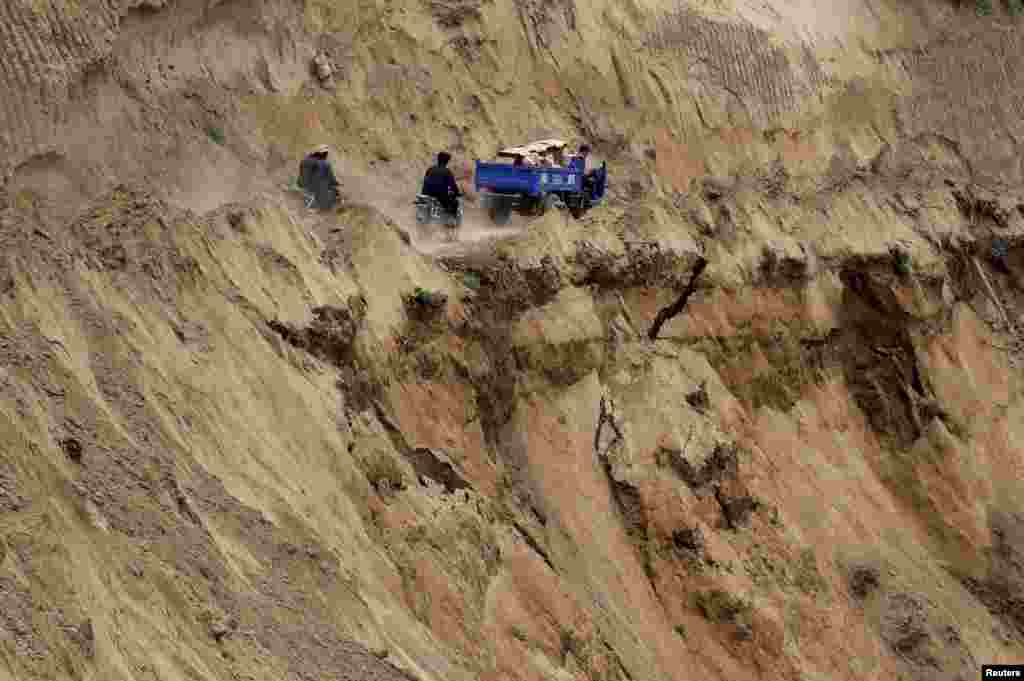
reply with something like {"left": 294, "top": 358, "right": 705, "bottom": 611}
{"left": 693, "top": 589, "right": 751, "bottom": 624}
{"left": 363, "top": 453, "right": 404, "bottom": 495}
{"left": 891, "top": 247, "right": 911, "bottom": 276}
{"left": 1007, "top": 0, "right": 1024, "bottom": 15}
{"left": 206, "top": 125, "right": 226, "bottom": 145}
{"left": 793, "top": 548, "right": 829, "bottom": 594}
{"left": 976, "top": 0, "right": 994, "bottom": 15}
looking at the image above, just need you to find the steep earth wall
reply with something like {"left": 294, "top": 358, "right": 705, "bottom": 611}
{"left": 1, "top": 1, "right": 1024, "bottom": 681}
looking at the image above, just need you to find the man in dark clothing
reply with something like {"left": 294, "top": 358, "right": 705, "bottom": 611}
{"left": 298, "top": 144, "right": 340, "bottom": 210}
{"left": 421, "top": 151, "right": 461, "bottom": 216}
{"left": 576, "top": 144, "right": 599, "bottom": 199}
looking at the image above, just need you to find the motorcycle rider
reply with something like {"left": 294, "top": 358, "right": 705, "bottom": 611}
{"left": 298, "top": 144, "right": 341, "bottom": 210}
{"left": 421, "top": 151, "right": 462, "bottom": 217}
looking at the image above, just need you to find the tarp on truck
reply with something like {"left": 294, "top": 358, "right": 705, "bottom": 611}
{"left": 497, "top": 139, "right": 568, "bottom": 158}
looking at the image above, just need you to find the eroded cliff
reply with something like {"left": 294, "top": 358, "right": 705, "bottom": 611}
{"left": 1, "top": 1, "right": 1024, "bottom": 681}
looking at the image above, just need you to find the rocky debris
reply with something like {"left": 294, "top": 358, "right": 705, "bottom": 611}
{"left": 958, "top": 512, "right": 1024, "bottom": 637}
{"left": 714, "top": 488, "right": 760, "bottom": 531}
{"left": 892, "top": 191, "right": 922, "bottom": 218}
{"left": 516, "top": 0, "right": 579, "bottom": 56}
{"left": 658, "top": 441, "right": 760, "bottom": 531}
{"left": 367, "top": 403, "right": 472, "bottom": 497}
{"left": 594, "top": 395, "right": 624, "bottom": 459}
{"left": 595, "top": 397, "right": 647, "bottom": 539}
{"left": 65, "top": 187, "right": 203, "bottom": 304}
{"left": 268, "top": 298, "right": 368, "bottom": 367}
{"left": 313, "top": 52, "right": 335, "bottom": 88}
{"left": 671, "top": 526, "right": 705, "bottom": 559}
{"left": 226, "top": 210, "right": 248, "bottom": 232}
{"left": 406, "top": 447, "right": 471, "bottom": 494}
{"left": 951, "top": 185, "right": 1011, "bottom": 228}
{"left": 67, "top": 619, "right": 95, "bottom": 658}
{"left": 0, "top": 577, "right": 50, "bottom": 662}
{"left": 551, "top": 626, "right": 632, "bottom": 681}
{"left": 170, "top": 478, "right": 201, "bottom": 526}
{"left": 124, "top": 0, "right": 169, "bottom": 9}
{"left": 759, "top": 243, "right": 809, "bottom": 284}
{"left": 449, "top": 254, "right": 563, "bottom": 321}
{"left": 877, "top": 591, "right": 977, "bottom": 681}
{"left": 60, "top": 437, "right": 84, "bottom": 463}
{"left": 572, "top": 239, "right": 697, "bottom": 290}
{"left": 427, "top": 0, "right": 487, "bottom": 27}
{"left": 960, "top": 576, "right": 1024, "bottom": 638}
{"left": 0, "top": 468, "right": 26, "bottom": 512}
{"left": 685, "top": 380, "right": 710, "bottom": 414}
{"left": 882, "top": 593, "right": 935, "bottom": 666}
{"left": 608, "top": 477, "right": 647, "bottom": 540}
{"left": 992, "top": 511, "right": 1024, "bottom": 583}
{"left": 209, "top": 615, "right": 238, "bottom": 643}
{"left": 832, "top": 262, "right": 942, "bottom": 447}
{"left": 664, "top": 441, "right": 738, "bottom": 490}
{"left": 849, "top": 564, "right": 881, "bottom": 600}
{"left": 171, "top": 319, "right": 212, "bottom": 354}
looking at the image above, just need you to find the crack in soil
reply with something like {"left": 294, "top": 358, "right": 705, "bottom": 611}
{"left": 648, "top": 257, "right": 708, "bottom": 340}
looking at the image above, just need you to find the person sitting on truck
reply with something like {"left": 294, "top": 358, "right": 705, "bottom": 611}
{"left": 421, "top": 151, "right": 462, "bottom": 216}
{"left": 298, "top": 144, "right": 341, "bottom": 210}
{"left": 575, "top": 144, "right": 592, "bottom": 171}
{"left": 575, "top": 144, "right": 599, "bottom": 197}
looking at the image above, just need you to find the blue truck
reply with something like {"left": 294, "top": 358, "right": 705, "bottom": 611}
{"left": 473, "top": 141, "right": 607, "bottom": 225}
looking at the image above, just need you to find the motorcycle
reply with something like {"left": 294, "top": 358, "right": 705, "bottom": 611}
{"left": 414, "top": 194, "right": 463, "bottom": 241}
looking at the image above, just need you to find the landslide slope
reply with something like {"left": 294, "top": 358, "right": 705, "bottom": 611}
{"left": 1, "top": 1, "right": 1024, "bottom": 681}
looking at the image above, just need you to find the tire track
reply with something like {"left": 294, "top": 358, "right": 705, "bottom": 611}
{"left": 45, "top": 4, "right": 81, "bottom": 75}
{"left": 0, "top": 0, "right": 41, "bottom": 153}
{"left": 647, "top": 8, "right": 826, "bottom": 128}
{"left": 11, "top": 2, "right": 53, "bottom": 92}
{"left": 0, "top": 0, "right": 117, "bottom": 165}
{"left": 889, "top": 27, "right": 1024, "bottom": 165}
{"left": 46, "top": 1, "right": 88, "bottom": 69}
{"left": 3, "top": 0, "right": 63, "bottom": 150}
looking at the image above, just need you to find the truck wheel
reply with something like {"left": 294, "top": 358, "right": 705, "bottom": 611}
{"left": 489, "top": 197, "right": 512, "bottom": 225}
{"left": 538, "top": 194, "right": 556, "bottom": 216}
{"left": 415, "top": 204, "right": 430, "bottom": 224}
{"left": 566, "top": 196, "right": 586, "bottom": 219}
